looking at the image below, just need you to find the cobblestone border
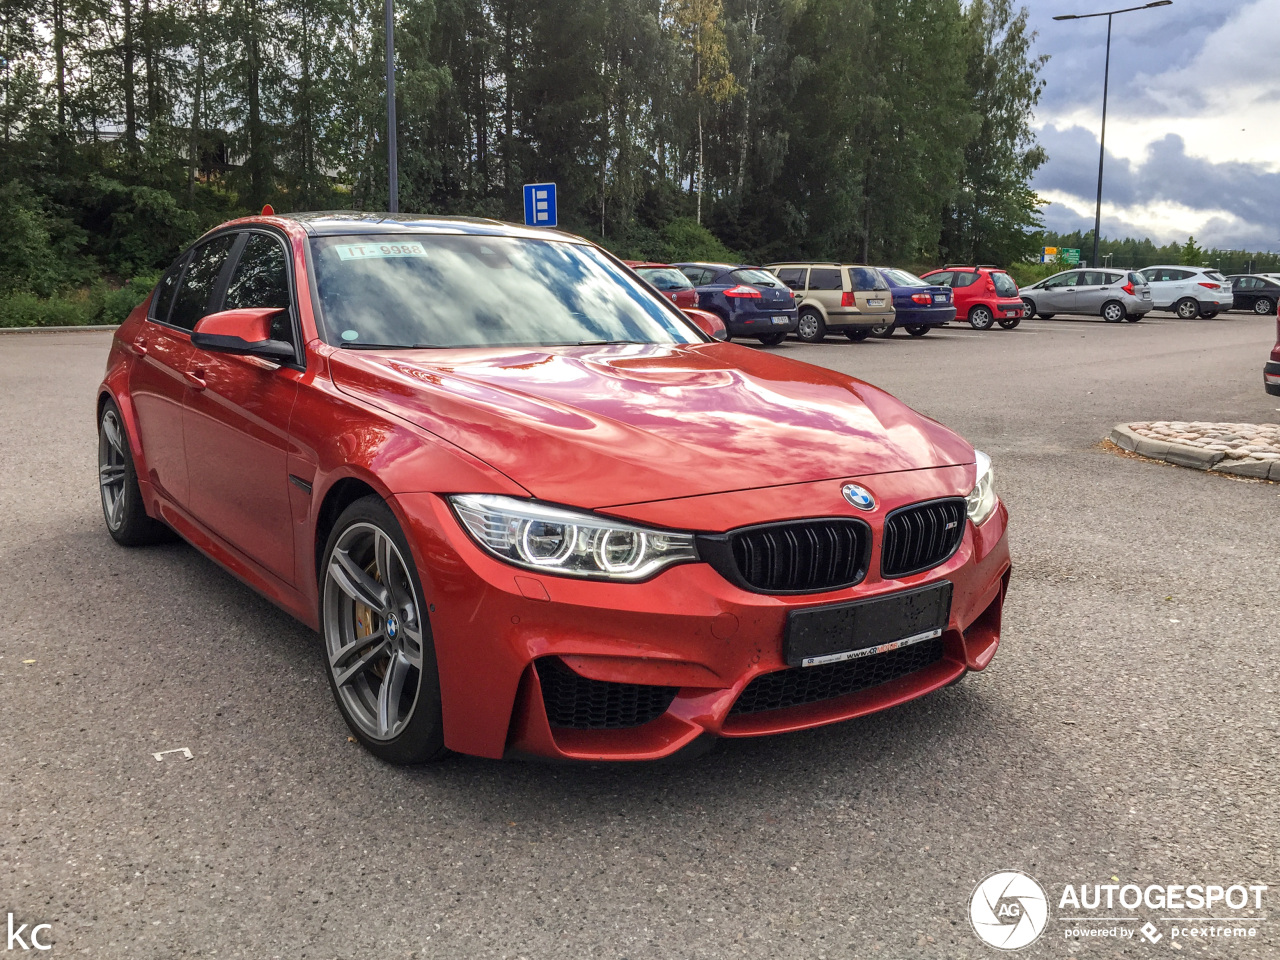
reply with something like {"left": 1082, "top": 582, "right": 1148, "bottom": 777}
{"left": 1109, "top": 424, "right": 1280, "bottom": 481}
{"left": 0, "top": 324, "right": 119, "bottom": 334}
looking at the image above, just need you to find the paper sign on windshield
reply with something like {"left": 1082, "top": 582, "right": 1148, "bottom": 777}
{"left": 334, "top": 242, "right": 428, "bottom": 260}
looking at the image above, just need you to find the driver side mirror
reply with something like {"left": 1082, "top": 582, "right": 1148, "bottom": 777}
{"left": 191, "top": 308, "right": 295, "bottom": 362}
{"left": 682, "top": 308, "right": 728, "bottom": 341}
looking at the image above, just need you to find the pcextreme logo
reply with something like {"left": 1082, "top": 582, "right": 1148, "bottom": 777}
{"left": 5, "top": 914, "right": 51, "bottom": 952}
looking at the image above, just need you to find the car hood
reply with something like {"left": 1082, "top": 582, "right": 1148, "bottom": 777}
{"left": 327, "top": 343, "right": 973, "bottom": 510}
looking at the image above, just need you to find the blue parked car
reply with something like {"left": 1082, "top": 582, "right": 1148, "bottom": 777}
{"left": 872, "top": 268, "right": 957, "bottom": 337}
{"left": 673, "top": 263, "right": 799, "bottom": 346}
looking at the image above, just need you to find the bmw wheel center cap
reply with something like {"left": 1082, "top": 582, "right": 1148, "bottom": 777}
{"left": 841, "top": 483, "right": 876, "bottom": 511}
{"left": 386, "top": 614, "right": 400, "bottom": 640}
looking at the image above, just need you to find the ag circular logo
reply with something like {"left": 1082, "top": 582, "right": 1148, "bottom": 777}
{"left": 969, "top": 871, "right": 1049, "bottom": 950}
{"left": 841, "top": 483, "right": 876, "bottom": 511}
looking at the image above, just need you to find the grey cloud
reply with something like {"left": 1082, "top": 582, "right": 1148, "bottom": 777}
{"left": 1033, "top": 124, "right": 1280, "bottom": 248}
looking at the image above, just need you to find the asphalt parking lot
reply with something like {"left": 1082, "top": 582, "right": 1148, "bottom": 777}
{"left": 1, "top": 310, "right": 1277, "bottom": 959}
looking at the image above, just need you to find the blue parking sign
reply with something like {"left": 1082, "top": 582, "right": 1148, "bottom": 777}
{"left": 523, "top": 183, "right": 557, "bottom": 227}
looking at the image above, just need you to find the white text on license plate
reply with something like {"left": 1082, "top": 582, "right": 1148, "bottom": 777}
{"left": 772, "top": 315, "right": 790, "bottom": 324}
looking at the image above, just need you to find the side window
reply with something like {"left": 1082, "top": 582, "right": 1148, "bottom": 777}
{"left": 679, "top": 266, "right": 703, "bottom": 284}
{"left": 1081, "top": 271, "right": 1107, "bottom": 286}
{"left": 1046, "top": 272, "right": 1078, "bottom": 288}
{"left": 224, "top": 233, "right": 293, "bottom": 344}
{"left": 149, "top": 255, "right": 188, "bottom": 323}
{"left": 1241, "top": 277, "right": 1260, "bottom": 290}
{"left": 928, "top": 271, "right": 952, "bottom": 287}
{"left": 775, "top": 268, "right": 806, "bottom": 290}
{"left": 696, "top": 269, "right": 718, "bottom": 285}
{"left": 951, "top": 271, "right": 978, "bottom": 288}
{"left": 850, "top": 267, "right": 880, "bottom": 291}
{"left": 809, "top": 268, "right": 842, "bottom": 291}
{"left": 1176, "top": 269, "right": 1196, "bottom": 281}
{"left": 168, "top": 235, "right": 235, "bottom": 330}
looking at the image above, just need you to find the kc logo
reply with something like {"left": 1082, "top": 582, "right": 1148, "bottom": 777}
{"left": 6, "top": 914, "right": 51, "bottom": 952}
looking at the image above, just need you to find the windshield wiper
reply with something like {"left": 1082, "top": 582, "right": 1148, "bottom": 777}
{"left": 571, "top": 339, "right": 648, "bottom": 346}
{"left": 338, "top": 342, "right": 445, "bottom": 350}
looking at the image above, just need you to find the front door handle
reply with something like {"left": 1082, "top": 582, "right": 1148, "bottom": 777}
{"left": 133, "top": 339, "right": 149, "bottom": 356}
{"left": 184, "top": 370, "right": 207, "bottom": 390}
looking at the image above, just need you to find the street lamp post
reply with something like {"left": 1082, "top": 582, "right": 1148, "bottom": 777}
{"left": 386, "top": 0, "right": 398, "bottom": 213}
{"left": 1054, "top": 1, "right": 1171, "bottom": 270}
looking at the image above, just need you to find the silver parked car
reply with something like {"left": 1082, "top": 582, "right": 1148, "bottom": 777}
{"left": 1139, "top": 265, "right": 1233, "bottom": 319}
{"left": 1019, "top": 268, "right": 1153, "bottom": 323}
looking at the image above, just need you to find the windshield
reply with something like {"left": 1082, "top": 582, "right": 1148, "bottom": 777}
{"left": 881, "top": 268, "right": 927, "bottom": 287}
{"left": 635, "top": 267, "right": 694, "bottom": 292}
{"left": 730, "top": 268, "right": 782, "bottom": 287}
{"left": 310, "top": 235, "right": 701, "bottom": 348}
{"left": 991, "top": 272, "right": 1018, "bottom": 297}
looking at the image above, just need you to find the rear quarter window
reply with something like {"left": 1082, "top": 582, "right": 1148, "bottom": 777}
{"left": 951, "top": 272, "right": 978, "bottom": 288}
{"left": 808, "top": 267, "right": 842, "bottom": 291}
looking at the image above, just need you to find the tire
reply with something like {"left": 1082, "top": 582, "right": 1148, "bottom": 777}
{"left": 845, "top": 329, "right": 870, "bottom": 342}
{"left": 1101, "top": 300, "right": 1125, "bottom": 323}
{"left": 905, "top": 325, "right": 929, "bottom": 337}
{"left": 795, "top": 308, "right": 827, "bottom": 343}
{"left": 997, "top": 317, "right": 1021, "bottom": 329}
{"left": 870, "top": 323, "right": 894, "bottom": 338}
{"left": 1174, "top": 297, "right": 1199, "bottom": 320}
{"left": 98, "top": 399, "right": 176, "bottom": 547}
{"left": 1020, "top": 297, "right": 1036, "bottom": 318}
{"left": 757, "top": 332, "right": 786, "bottom": 346}
{"left": 320, "top": 495, "right": 447, "bottom": 765}
{"left": 1201, "top": 311, "right": 1219, "bottom": 319}
{"left": 1039, "top": 313, "right": 1055, "bottom": 320}
{"left": 1125, "top": 313, "right": 1143, "bottom": 323}
{"left": 1253, "top": 297, "right": 1275, "bottom": 315}
{"left": 968, "top": 306, "right": 995, "bottom": 330}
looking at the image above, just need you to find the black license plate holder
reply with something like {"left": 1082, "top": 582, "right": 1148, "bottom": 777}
{"left": 784, "top": 582, "right": 953, "bottom": 668}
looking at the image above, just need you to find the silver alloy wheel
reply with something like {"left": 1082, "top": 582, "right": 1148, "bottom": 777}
{"left": 1254, "top": 298, "right": 1274, "bottom": 315}
{"left": 1102, "top": 301, "right": 1124, "bottom": 322}
{"left": 98, "top": 409, "right": 128, "bottom": 532}
{"left": 323, "top": 522, "right": 424, "bottom": 741}
{"left": 969, "top": 306, "right": 994, "bottom": 330}
{"left": 1021, "top": 297, "right": 1035, "bottom": 317}
{"left": 1176, "top": 298, "right": 1199, "bottom": 319}
{"left": 797, "top": 313, "right": 820, "bottom": 340}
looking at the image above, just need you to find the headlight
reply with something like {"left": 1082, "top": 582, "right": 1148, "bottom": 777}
{"left": 449, "top": 494, "right": 698, "bottom": 581}
{"left": 966, "top": 450, "right": 997, "bottom": 526}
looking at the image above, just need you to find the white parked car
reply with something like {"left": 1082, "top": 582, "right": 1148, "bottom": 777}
{"left": 1139, "top": 265, "right": 1233, "bottom": 319}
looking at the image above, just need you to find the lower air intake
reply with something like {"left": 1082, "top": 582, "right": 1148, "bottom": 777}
{"left": 535, "top": 657, "right": 678, "bottom": 729}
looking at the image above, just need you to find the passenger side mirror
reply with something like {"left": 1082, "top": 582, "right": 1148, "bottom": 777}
{"left": 683, "top": 307, "right": 729, "bottom": 341}
{"left": 191, "top": 308, "right": 295, "bottom": 361}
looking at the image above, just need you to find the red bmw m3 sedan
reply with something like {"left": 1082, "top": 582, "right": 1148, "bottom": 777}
{"left": 97, "top": 213, "right": 1011, "bottom": 764}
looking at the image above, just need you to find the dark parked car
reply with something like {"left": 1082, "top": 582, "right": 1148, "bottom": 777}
{"left": 873, "top": 268, "right": 956, "bottom": 337}
{"left": 625, "top": 261, "right": 699, "bottom": 309}
{"left": 674, "top": 262, "right": 799, "bottom": 345}
{"left": 1225, "top": 275, "right": 1280, "bottom": 316}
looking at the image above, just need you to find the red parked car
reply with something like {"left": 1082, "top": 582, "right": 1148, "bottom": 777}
{"left": 624, "top": 260, "right": 698, "bottom": 309}
{"left": 920, "top": 265, "right": 1025, "bottom": 330}
{"left": 1266, "top": 299, "right": 1280, "bottom": 396}
{"left": 97, "top": 213, "right": 1011, "bottom": 764}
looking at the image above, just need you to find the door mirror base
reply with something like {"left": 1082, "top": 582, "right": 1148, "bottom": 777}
{"left": 682, "top": 308, "right": 729, "bottom": 341}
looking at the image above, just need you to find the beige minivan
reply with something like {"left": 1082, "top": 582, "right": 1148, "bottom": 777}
{"left": 767, "top": 263, "right": 895, "bottom": 342}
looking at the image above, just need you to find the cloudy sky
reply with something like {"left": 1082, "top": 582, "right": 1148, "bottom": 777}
{"left": 1026, "top": 0, "right": 1280, "bottom": 251}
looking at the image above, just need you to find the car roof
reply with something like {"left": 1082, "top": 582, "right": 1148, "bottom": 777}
{"left": 1143, "top": 263, "right": 1211, "bottom": 271}
{"left": 625, "top": 261, "right": 678, "bottom": 269}
{"left": 241, "top": 211, "right": 588, "bottom": 243}
{"left": 676, "top": 262, "right": 747, "bottom": 270}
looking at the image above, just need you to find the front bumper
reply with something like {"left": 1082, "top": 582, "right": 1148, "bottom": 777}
{"left": 1265, "top": 360, "right": 1280, "bottom": 396}
{"left": 395, "top": 466, "right": 1011, "bottom": 761}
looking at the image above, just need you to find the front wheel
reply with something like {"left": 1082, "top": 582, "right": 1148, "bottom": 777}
{"left": 1253, "top": 297, "right": 1275, "bottom": 315}
{"left": 1020, "top": 297, "right": 1036, "bottom": 318}
{"left": 98, "top": 400, "right": 175, "bottom": 547}
{"left": 997, "top": 317, "right": 1021, "bottom": 329}
{"left": 321, "top": 496, "right": 447, "bottom": 765}
{"left": 968, "top": 306, "right": 995, "bottom": 330}
{"left": 904, "top": 325, "right": 929, "bottom": 337}
{"left": 795, "top": 309, "right": 827, "bottom": 343}
{"left": 1175, "top": 297, "right": 1199, "bottom": 320}
{"left": 845, "top": 329, "right": 870, "bottom": 342}
{"left": 1101, "top": 300, "right": 1125, "bottom": 323}
{"left": 757, "top": 332, "right": 786, "bottom": 346}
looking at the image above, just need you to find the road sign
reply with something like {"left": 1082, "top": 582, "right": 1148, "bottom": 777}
{"left": 1040, "top": 246, "right": 1081, "bottom": 265}
{"left": 523, "top": 183, "right": 557, "bottom": 227}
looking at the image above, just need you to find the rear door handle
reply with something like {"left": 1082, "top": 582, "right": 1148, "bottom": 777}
{"left": 133, "top": 339, "right": 148, "bottom": 356}
{"left": 184, "top": 370, "right": 207, "bottom": 390}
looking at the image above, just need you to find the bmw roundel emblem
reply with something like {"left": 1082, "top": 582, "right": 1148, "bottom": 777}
{"left": 841, "top": 483, "right": 876, "bottom": 511}
{"left": 385, "top": 614, "right": 399, "bottom": 640}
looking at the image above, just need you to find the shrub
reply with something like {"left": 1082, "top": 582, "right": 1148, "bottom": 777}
{"left": 659, "top": 218, "right": 733, "bottom": 263}
{"left": 0, "top": 292, "right": 93, "bottom": 328}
